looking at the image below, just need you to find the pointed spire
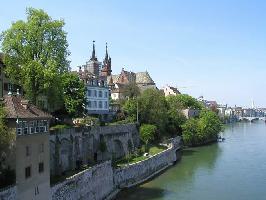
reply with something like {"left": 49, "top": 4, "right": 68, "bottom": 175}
{"left": 105, "top": 42, "right": 109, "bottom": 61}
{"left": 90, "top": 40, "right": 97, "bottom": 61}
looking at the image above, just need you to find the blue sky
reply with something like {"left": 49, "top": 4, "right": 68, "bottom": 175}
{"left": 1, "top": 0, "right": 266, "bottom": 107}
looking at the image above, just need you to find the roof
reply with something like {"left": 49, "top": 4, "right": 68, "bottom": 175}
{"left": 135, "top": 72, "right": 154, "bottom": 84}
{"left": 3, "top": 95, "right": 52, "bottom": 119}
{"left": 168, "top": 86, "right": 181, "bottom": 94}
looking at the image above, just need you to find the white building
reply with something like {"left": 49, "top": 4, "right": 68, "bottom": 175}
{"left": 163, "top": 85, "right": 181, "bottom": 97}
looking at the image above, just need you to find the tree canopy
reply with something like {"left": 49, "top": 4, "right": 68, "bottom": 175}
{"left": 182, "top": 109, "right": 223, "bottom": 146}
{"left": 1, "top": 8, "right": 70, "bottom": 111}
{"left": 61, "top": 72, "right": 86, "bottom": 117}
{"left": 167, "top": 94, "right": 202, "bottom": 110}
{"left": 140, "top": 124, "right": 157, "bottom": 151}
{"left": 123, "top": 83, "right": 140, "bottom": 99}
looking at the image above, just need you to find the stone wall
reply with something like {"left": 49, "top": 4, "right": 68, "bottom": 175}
{"left": 51, "top": 161, "right": 114, "bottom": 200}
{"left": 49, "top": 124, "right": 139, "bottom": 176}
{"left": 0, "top": 186, "right": 16, "bottom": 200}
{"left": 114, "top": 137, "right": 181, "bottom": 188}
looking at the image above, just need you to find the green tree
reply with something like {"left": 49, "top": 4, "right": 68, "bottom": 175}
{"left": 169, "top": 94, "right": 202, "bottom": 109}
{"left": 123, "top": 83, "right": 140, "bottom": 99}
{"left": 61, "top": 72, "right": 86, "bottom": 117}
{"left": 122, "top": 98, "right": 137, "bottom": 122}
{"left": 0, "top": 107, "right": 15, "bottom": 154}
{"left": 198, "top": 109, "right": 223, "bottom": 141}
{"left": 1, "top": 8, "right": 70, "bottom": 110}
{"left": 138, "top": 88, "right": 169, "bottom": 136}
{"left": 140, "top": 124, "right": 157, "bottom": 152}
{"left": 182, "top": 109, "right": 223, "bottom": 146}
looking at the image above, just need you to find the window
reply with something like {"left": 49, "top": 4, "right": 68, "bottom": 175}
{"left": 17, "top": 121, "right": 23, "bottom": 135}
{"left": 99, "top": 101, "right": 102, "bottom": 109}
{"left": 39, "top": 120, "right": 45, "bottom": 132}
{"left": 26, "top": 146, "right": 30, "bottom": 156}
{"left": 35, "top": 121, "right": 39, "bottom": 133}
{"left": 94, "top": 101, "right": 97, "bottom": 108}
{"left": 23, "top": 121, "right": 28, "bottom": 134}
{"left": 88, "top": 90, "right": 91, "bottom": 97}
{"left": 29, "top": 121, "right": 35, "bottom": 134}
{"left": 105, "top": 101, "right": 108, "bottom": 109}
{"left": 39, "top": 143, "right": 44, "bottom": 153}
{"left": 94, "top": 90, "right": 97, "bottom": 97}
{"left": 105, "top": 92, "right": 108, "bottom": 98}
{"left": 38, "top": 162, "right": 44, "bottom": 173}
{"left": 25, "top": 166, "right": 31, "bottom": 179}
{"left": 88, "top": 101, "right": 92, "bottom": 108}
{"left": 99, "top": 91, "right": 102, "bottom": 97}
{"left": 43, "top": 120, "right": 48, "bottom": 132}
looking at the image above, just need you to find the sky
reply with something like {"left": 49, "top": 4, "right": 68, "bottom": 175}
{"left": 1, "top": 0, "right": 266, "bottom": 107}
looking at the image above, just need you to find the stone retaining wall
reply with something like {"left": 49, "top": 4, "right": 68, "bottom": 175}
{"left": 51, "top": 161, "right": 114, "bottom": 200}
{"left": 114, "top": 137, "right": 181, "bottom": 188}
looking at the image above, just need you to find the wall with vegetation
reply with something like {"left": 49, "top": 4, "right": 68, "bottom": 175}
{"left": 114, "top": 137, "right": 181, "bottom": 188}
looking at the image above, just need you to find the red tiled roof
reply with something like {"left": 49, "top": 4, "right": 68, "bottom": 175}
{"left": 3, "top": 95, "right": 52, "bottom": 119}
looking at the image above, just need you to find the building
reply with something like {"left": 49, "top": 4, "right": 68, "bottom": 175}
{"left": 163, "top": 85, "right": 181, "bottom": 96}
{"left": 3, "top": 94, "right": 52, "bottom": 200}
{"left": 77, "top": 42, "right": 110, "bottom": 119}
{"left": 182, "top": 108, "right": 200, "bottom": 119}
{"left": 107, "top": 68, "right": 156, "bottom": 100}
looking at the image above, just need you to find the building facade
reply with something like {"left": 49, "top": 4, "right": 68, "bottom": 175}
{"left": 3, "top": 94, "right": 52, "bottom": 200}
{"left": 107, "top": 68, "right": 156, "bottom": 100}
{"left": 76, "top": 42, "right": 110, "bottom": 118}
{"left": 163, "top": 85, "right": 181, "bottom": 97}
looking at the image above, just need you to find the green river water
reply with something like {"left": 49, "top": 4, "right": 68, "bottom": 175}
{"left": 116, "top": 121, "right": 266, "bottom": 200}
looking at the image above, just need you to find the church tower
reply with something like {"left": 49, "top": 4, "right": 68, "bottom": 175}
{"left": 101, "top": 42, "right": 112, "bottom": 77}
{"left": 85, "top": 41, "right": 101, "bottom": 76}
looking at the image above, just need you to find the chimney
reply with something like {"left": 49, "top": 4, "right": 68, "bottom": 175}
{"left": 21, "top": 100, "right": 29, "bottom": 109}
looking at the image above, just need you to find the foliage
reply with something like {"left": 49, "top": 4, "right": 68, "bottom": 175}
{"left": 79, "top": 116, "right": 99, "bottom": 126}
{"left": 122, "top": 98, "right": 137, "bottom": 122}
{"left": 50, "top": 124, "right": 72, "bottom": 130}
{"left": 61, "top": 72, "right": 86, "bottom": 117}
{"left": 182, "top": 110, "right": 223, "bottom": 146}
{"left": 1, "top": 7, "right": 70, "bottom": 110}
{"left": 0, "top": 107, "right": 15, "bottom": 154}
{"left": 138, "top": 89, "right": 169, "bottom": 135}
{"left": 140, "top": 124, "right": 157, "bottom": 151}
{"left": 167, "top": 94, "right": 202, "bottom": 109}
{"left": 123, "top": 83, "right": 140, "bottom": 99}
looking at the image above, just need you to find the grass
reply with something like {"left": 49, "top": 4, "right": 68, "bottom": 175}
{"left": 115, "top": 145, "right": 167, "bottom": 167}
{"left": 50, "top": 124, "right": 72, "bottom": 130}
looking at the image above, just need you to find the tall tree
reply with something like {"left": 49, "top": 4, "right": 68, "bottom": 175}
{"left": 123, "top": 83, "right": 140, "bottom": 99}
{"left": 61, "top": 72, "right": 86, "bottom": 117}
{"left": 138, "top": 88, "right": 169, "bottom": 136}
{"left": 1, "top": 8, "right": 70, "bottom": 110}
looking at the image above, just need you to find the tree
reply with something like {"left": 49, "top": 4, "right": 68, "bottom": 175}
{"left": 123, "top": 83, "right": 140, "bottom": 99}
{"left": 1, "top": 8, "right": 70, "bottom": 110}
{"left": 0, "top": 107, "right": 15, "bottom": 155}
{"left": 138, "top": 88, "right": 169, "bottom": 136}
{"left": 122, "top": 98, "right": 137, "bottom": 122}
{"left": 168, "top": 94, "right": 202, "bottom": 110}
{"left": 140, "top": 124, "right": 157, "bottom": 152}
{"left": 61, "top": 72, "right": 86, "bottom": 117}
{"left": 182, "top": 109, "right": 223, "bottom": 146}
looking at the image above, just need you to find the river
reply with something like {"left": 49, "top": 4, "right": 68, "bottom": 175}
{"left": 116, "top": 121, "right": 266, "bottom": 200}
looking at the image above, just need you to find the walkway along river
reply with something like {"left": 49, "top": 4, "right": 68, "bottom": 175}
{"left": 116, "top": 121, "right": 266, "bottom": 200}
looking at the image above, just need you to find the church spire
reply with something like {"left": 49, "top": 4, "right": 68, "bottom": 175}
{"left": 105, "top": 42, "right": 109, "bottom": 61}
{"left": 90, "top": 40, "right": 97, "bottom": 61}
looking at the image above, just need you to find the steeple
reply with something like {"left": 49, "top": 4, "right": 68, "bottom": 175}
{"left": 90, "top": 40, "right": 97, "bottom": 61}
{"left": 105, "top": 42, "right": 109, "bottom": 61}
